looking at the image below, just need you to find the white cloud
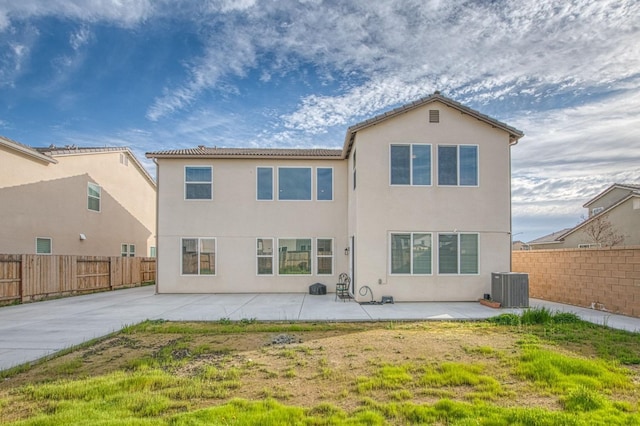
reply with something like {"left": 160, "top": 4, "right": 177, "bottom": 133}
{"left": 69, "top": 26, "right": 91, "bottom": 50}
{"left": 0, "top": 0, "right": 152, "bottom": 29}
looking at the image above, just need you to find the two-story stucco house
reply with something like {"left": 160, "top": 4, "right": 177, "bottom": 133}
{"left": 147, "top": 93, "right": 524, "bottom": 301}
{"left": 0, "top": 136, "right": 157, "bottom": 257}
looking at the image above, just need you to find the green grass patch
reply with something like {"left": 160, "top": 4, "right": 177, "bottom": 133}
{"left": 516, "top": 347, "right": 632, "bottom": 393}
{"left": 356, "top": 364, "right": 413, "bottom": 393}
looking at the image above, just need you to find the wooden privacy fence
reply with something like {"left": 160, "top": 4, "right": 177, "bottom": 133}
{"left": 0, "top": 255, "right": 156, "bottom": 304}
{"left": 512, "top": 246, "right": 640, "bottom": 318}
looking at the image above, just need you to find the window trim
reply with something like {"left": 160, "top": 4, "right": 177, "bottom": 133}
{"left": 35, "top": 237, "right": 52, "bottom": 255}
{"left": 389, "top": 144, "right": 432, "bottom": 186}
{"left": 256, "top": 166, "right": 274, "bottom": 201}
{"left": 256, "top": 237, "right": 275, "bottom": 276}
{"left": 389, "top": 232, "right": 433, "bottom": 276}
{"left": 184, "top": 165, "right": 213, "bottom": 201}
{"left": 316, "top": 237, "right": 334, "bottom": 276}
{"left": 180, "top": 237, "right": 217, "bottom": 276}
{"left": 316, "top": 167, "right": 334, "bottom": 201}
{"left": 277, "top": 237, "right": 313, "bottom": 276}
{"left": 277, "top": 166, "right": 312, "bottom": 201}
{"left": 121, "top": 243, "right": 136, "bottom": 257}
{"left": 437, "top": 145, "right": 479, "bottom": 187}
{"left": 87, "top": 182, "right": 101, "bottom": 212}
{"left": 437, "top": 232, "right": 479, "bottom": 275}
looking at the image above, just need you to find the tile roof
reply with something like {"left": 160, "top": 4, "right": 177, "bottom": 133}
{"left": 146, "top": 147, "right": 343, "bottom": 159}
{"left": 35, "top": 146, "right": 129, "bottom": 156}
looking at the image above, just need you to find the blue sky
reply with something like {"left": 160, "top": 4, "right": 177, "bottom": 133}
{"left": 1, "top": 0, "right": 639, "bottom": 243}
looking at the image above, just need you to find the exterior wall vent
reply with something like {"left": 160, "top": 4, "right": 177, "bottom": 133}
{"left": 491, "top": 272, "right": 529, "bottom": 307}
{"left": 429, "top": 109, "right": 440, "bottom": 123}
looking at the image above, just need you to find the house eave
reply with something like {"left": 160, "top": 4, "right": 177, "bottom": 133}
{"left": 0, "top": 136, "right": 58, "bottom": 164}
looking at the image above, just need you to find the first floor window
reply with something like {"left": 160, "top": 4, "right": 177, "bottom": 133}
{"left": 121, "top": 244, "right": 135, "bottom": 257}
{"left": 88, "top": 182, "right": 101, "bottom": 211}
{"left": 182, "top": 238, "right": 216, "bottom": 275}
{"left": 438, "top": 145, "right": 478, "bottom": 186}
{"left": 438, "top": 233, "right": 478, "bottom": 274}
{"left": 257, "top": 238, "right": 274, "bottom": 275}
{"left": 36, "top": 237, "right": 52, "bottom": 255}
{"left": 278, "top": 238, "right": 311, "bottom": 275}
{"left": 150, "top": 247, "right": 157, "bottom": 258}
{"left": 317, "top": 238, "right": 333, "bottom": 275}
{"left": 390, "top": 233, "right": 432, "bottom": 274}
{"left": 185, "top": 166, "right": 212, "bottom": 200}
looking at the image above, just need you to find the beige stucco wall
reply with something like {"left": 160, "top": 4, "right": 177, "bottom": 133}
{"left": 347, "top": 101, "right": 513, "bottom": 301}
{"left": 0, "top": 146, "right": 156, "bottom": 256}
{"left": 155, "top": 158, "right": 348, "bottom": 293}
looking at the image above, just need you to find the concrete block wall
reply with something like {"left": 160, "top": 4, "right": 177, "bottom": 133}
{"left": 512, "top": 246, "right": 640, "bottom": 318}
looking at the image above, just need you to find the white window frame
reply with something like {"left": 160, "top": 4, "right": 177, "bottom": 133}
{"left": 150, "top": 247, "right": 156, "bottom": 258}
{"left": 256, "top": 237, "right": 274, "bottom": 276}
{"left": 316, "top": 238, "right": 334, "bottom": 275}
{"left": 256, "top": 167, "right": 274, "bottom": 201}
{"left": 437, "top": 145, "right": 479, "bottom": 187}
{"left": 35, "top": 237, "right": 52, "bottom": 255}
{"left": 87, "top": 182, "right": 101, "bottom": 212}
{"left": 184, "top": 166, "right": 213, "bottom": 201}
{"left": 389, "top": 232, "right": 433, "bottom": 275}
{"left": 277, "top": 237, "right": 312, "bottom": 276}
{"left": 180, "top": 237, "right": 217, "bottom": 276}
{"left": 316, "top": 167, "right": 334, "bottom": 201}
{"left": 591, "top": 206, "right": 604, "bottom": 216}
{"left": 389, "top": 144, "right": 432, "bottom": 186}
{"left": 121, "top": 243, "right": 135, "bottom": 257}
{"left": 437, "top": 232, "right": 479, "bottom": 275}
{"left": 277, "top": 167, "right": 312, "bottom": 201}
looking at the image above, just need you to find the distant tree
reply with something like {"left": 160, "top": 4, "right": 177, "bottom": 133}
{"left": 579, "top": 213, "right": 625, "bottom": 247}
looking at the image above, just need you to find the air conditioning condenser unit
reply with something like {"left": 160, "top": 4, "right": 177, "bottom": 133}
{"left": 491, "top": 272, "right": 529, "bottom": 308}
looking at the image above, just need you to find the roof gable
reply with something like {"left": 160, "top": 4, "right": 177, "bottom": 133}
{"left": 583, "top": 183, "right": 640, "bottom": 208}
{"left": 341, "top": 92, "right": 525, "bottom": 158}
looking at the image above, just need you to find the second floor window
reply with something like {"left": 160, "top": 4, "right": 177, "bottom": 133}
{"left": 257, "top": 167, "right": 273, "bottom": 200}
{"left": 88, "top": 182, "right": 101, "bottom": 211}
{"left": 316, "top": 168, "right": 333, "bottom": 201}
{"left": 438, "top": 145, "right": 478, "bottom": 186}
{"left": 185, "top": 166, "right": 212, "bottom": 200}
{"left": 390, "top": 144, "right": 431, "bottom": 186}
{"left": 278, "top": 167, "right": 311, "bottom": 200}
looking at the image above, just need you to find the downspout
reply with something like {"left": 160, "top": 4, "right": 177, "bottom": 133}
{"left": 508, "top": 137, "right": 519, "bottom": 272}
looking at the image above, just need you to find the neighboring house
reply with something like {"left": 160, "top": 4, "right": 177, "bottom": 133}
{"left": 527, "top": 183, "right": 640, "bottom": 250}
{"left": 0, "top": 136, "right": 157, "bottom": 256}
{"left": 512, "top": 240, "right": 529, "bottom": 251}
{"left": 146, "top": 92, "right": 524, "bottom": 301}
{"left": 526, "top": 228, "right": 573, "bottom": 250}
